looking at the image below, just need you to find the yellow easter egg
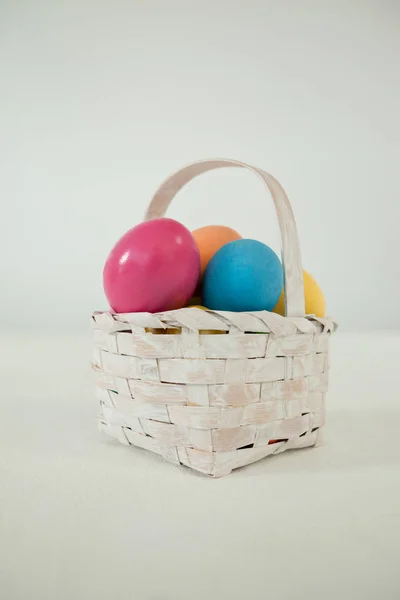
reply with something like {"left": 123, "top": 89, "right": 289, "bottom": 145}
{"left": 200, "top": 329, "right": 226, "bottom": 335}
{"left": 186, "top": 296, "right": 203, "bottom": 307}
{"left": 273, "top": 270, "right": 326, "bottom": 317}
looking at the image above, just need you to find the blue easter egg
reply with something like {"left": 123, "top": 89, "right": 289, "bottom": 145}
{"left": 203, "top": 239, "right": 283, "bottom": 312}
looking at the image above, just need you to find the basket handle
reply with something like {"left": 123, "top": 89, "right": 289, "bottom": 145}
{"left": 144, "top": 159, "right": 305, "bottom": 317}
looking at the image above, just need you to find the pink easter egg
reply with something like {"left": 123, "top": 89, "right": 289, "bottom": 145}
{"left": 103, "top": 218, "right": 200, "bottom": 313}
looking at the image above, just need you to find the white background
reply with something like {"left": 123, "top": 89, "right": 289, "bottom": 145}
{"left": 1, "top": 3, "right": 400, "bottom": 600}
{"left": 1, "top": 0, "right": 400, "bottom": 332}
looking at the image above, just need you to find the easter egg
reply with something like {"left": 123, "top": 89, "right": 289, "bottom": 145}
{"left": 103, "top": 218, "right": 200, "bottom": 313}
{"left": 185, "top": 295, "right": 203, "bottom": 307}
{"left": 203, "top": 239, "right": 283, "bottom": 312}
{"left": 192, "top": 225, "right": 242, "bottom": 277}
{"left": 273, "top": 270, "right": 326, "bottom": 317}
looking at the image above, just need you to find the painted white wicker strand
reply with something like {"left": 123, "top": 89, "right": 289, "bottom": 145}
{"left": 92, "top": 159, "right": 336, "bottom": 477}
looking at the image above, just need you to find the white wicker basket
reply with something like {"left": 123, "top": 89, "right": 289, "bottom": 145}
{"left": 92, "top": 159, "right": 336, "bottom": 477}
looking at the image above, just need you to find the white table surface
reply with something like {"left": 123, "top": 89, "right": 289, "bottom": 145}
{"left": 1, "top": 332, "right": 399, "bottom": 600}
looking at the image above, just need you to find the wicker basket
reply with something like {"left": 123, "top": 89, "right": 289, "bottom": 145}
{"left": 92, "top": 159, "right": 336, "bottom": 477}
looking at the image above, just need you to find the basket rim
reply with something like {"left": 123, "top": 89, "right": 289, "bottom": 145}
{"left": 92, "top": 308, "right": 337, "bottom": 335}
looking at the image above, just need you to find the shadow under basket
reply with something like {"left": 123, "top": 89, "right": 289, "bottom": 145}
{"left": 91, "top": 159, "right": 337, "bottom": 477}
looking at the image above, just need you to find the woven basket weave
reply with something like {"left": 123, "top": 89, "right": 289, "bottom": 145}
{"left": 92, "top": 159, "right": 336, "bottom": 477}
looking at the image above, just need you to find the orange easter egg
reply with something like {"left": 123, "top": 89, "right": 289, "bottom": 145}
{"left": 192, "top": 225, "right": 242, "bottom": 277}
